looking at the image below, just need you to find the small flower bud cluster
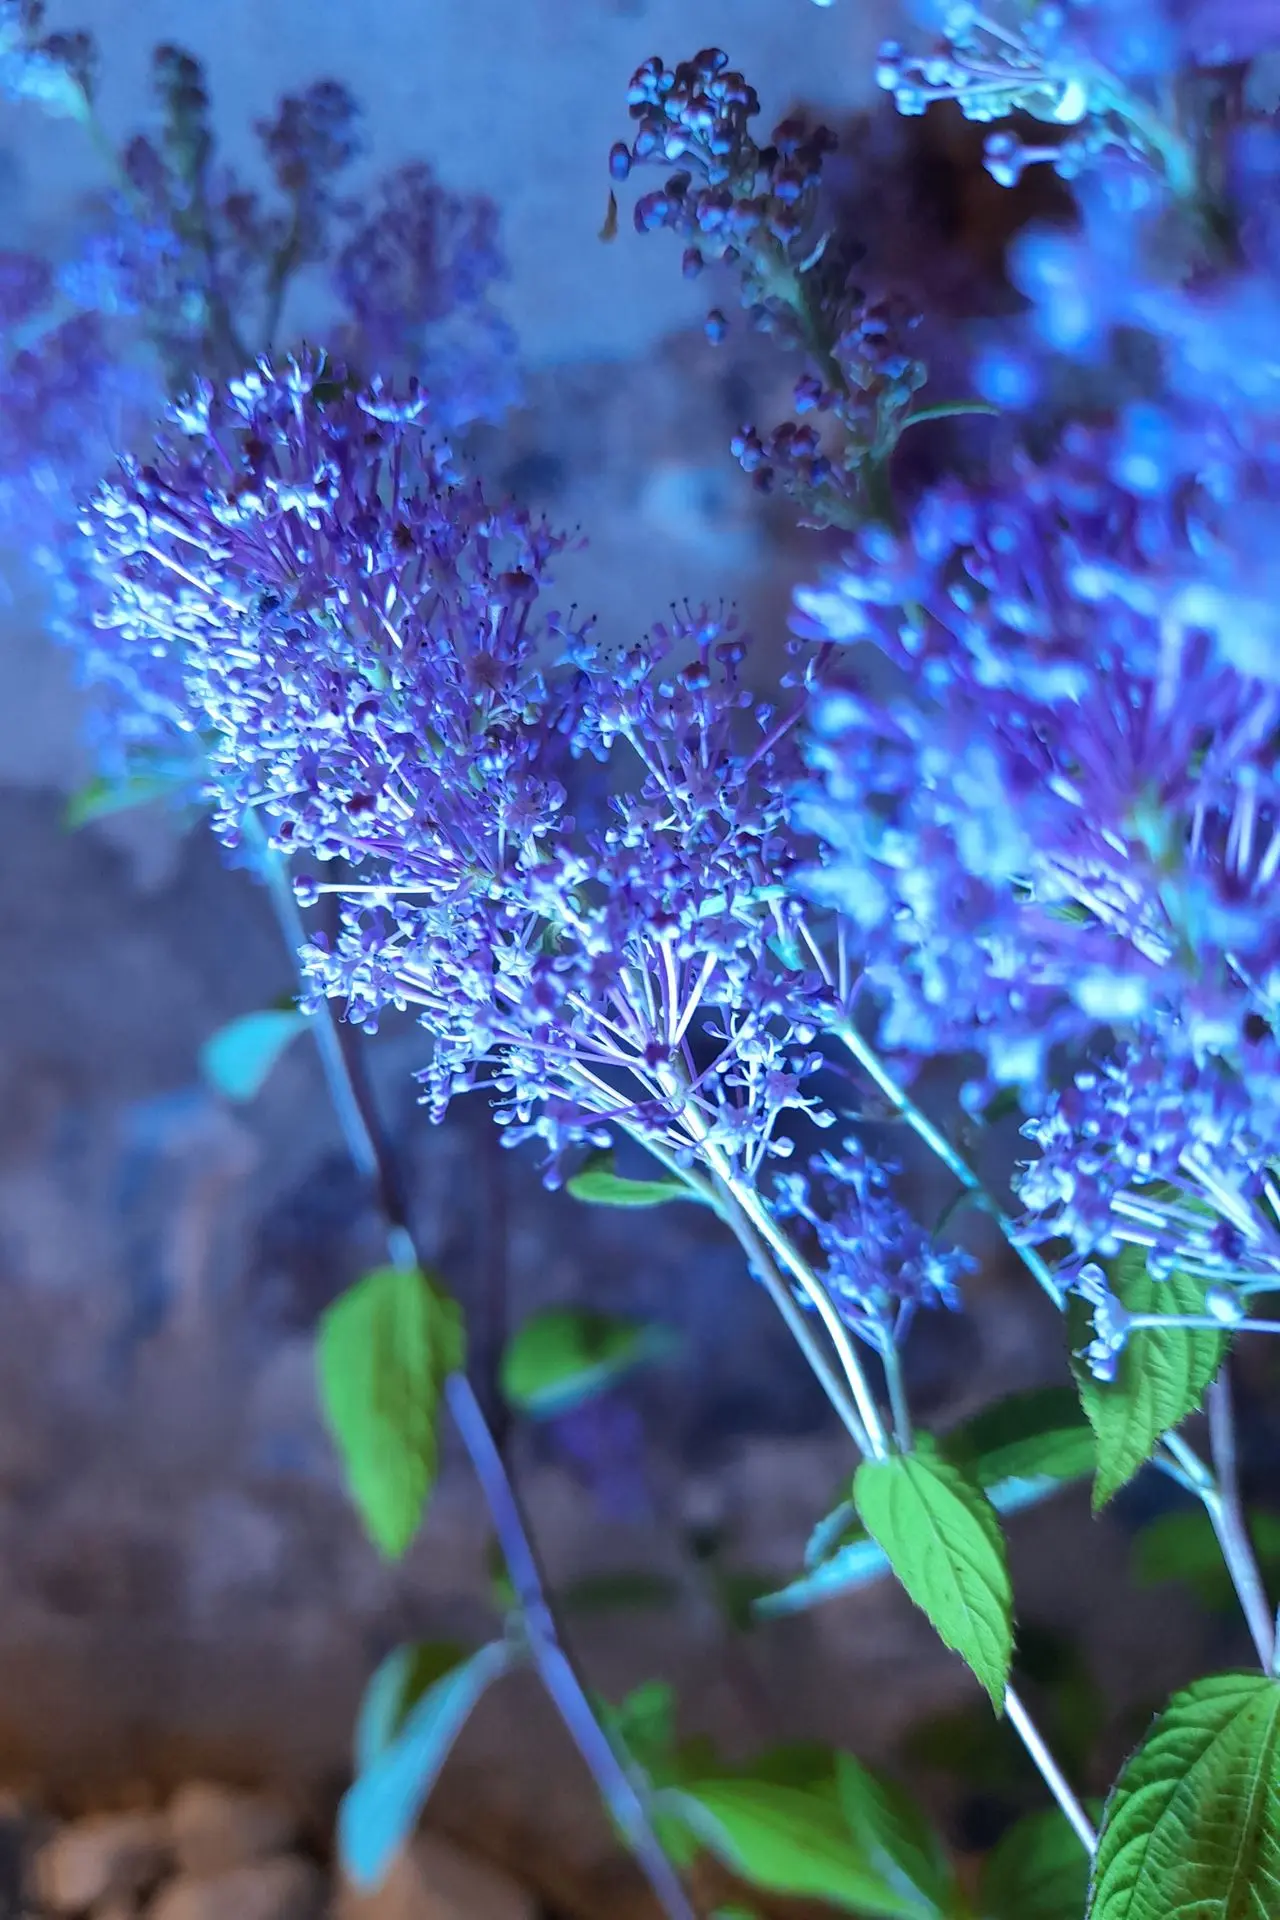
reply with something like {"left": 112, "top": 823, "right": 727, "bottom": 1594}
{"left": 612, "top": 49, "right": 928, "bottom": 527}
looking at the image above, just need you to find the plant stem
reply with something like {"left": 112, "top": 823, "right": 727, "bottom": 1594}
{"left": 445, "top": 1374, "right": 699, "bottom": 1920}
{"left": 246, "top": 824, "right": 694, "bottom": 1920}
{"left": 832, "top": 1018, "right": 1065, "bottom": 1312}
{"left": 1206, "top": 1369, "right": 1275, "bottom": 1671}
{"left": 1005, "top": 1686, "right": 1097, "bottom": 1855}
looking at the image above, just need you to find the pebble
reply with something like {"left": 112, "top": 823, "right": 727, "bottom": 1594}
{"left": 336, "top": 1833, "right": 535, "bottom": 1920}
{"left": 145, "top": 1858, "right": 325, "bottom": 1920}
{"left": 34, "top": 1813, "right": 168, "bottom": 1913}
{"left": 165, "top": 1784, "right": 298, "bottom": 1879}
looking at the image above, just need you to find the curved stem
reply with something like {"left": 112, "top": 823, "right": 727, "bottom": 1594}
{"left": 832, "top": 1018, "right": 1065, "bottom": 1312}
{"left": 245, "top": 823, "right": 694, "bottom": 1920}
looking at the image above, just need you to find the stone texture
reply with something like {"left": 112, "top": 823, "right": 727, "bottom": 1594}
{"left": 336, "top": 1834, "right": 536, "bottom": 1920}
{"left": 34, "top": 1812, "right": 168, "bottom": 1913}
{"left": 165, "top": 1783, "right": 298, "bottom": 1880}
{"left": 146, "top": 1856, "right": 325, "bottom": 1920}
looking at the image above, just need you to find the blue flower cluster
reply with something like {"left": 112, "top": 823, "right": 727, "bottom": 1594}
{"left": 795, "top": 0, "right": 1280, "bottom": 1367}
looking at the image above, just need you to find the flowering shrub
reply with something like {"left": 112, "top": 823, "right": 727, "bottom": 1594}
{"left": 13, "top": 0, "right": 1280, "bottom": 1913}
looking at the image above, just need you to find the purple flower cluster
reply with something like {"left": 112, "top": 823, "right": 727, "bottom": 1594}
{"left": 1018, "top": 1042, "right": 1280, "bottom": 1304}
{"left": 85, "top": 352, "right": 974, "bottom": 1340}
{"left": 793, "top": 3, "right": 1280, "bottom": 1346}
{"left": 773, "top": 1135, "right": 972, "bottom": 1344}
{"left": 795, "top": 425, "right": 1280, "bottom": 1085}
{"left": 87, "top": 363, "right": 833, "bottom": 1186}
{"left": 611, "top": 48, "right": 928, "bottom": 527}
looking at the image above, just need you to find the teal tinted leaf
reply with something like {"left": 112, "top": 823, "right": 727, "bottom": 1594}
{"left": 755, "top": 1473, "right": 1065, "bottom": 1622}
{"left": 64, "top": 761, "right": 197, "bottom": 828}
{"left": 1072, "top": 1249, "right": 1225, "bottom": 1508}
{"left": 339, "top": 1640, "right": 513, "bottom": 1888}
{"left": 353, "top": 1641, "right": 469, "bottom": 1774}
{"left": 805, "top": 1497, "right": 858, "bottom": 1568}
{"left": 752, "top": 1525, "right": 891, "bottom": 1619}
{"left": 664, "top": 1779, "right": 923, "bottom": 1917}
{"left": 981, "top": 1806, "right": 1094, "bottom": 1920}
{"left": 1134, "top": 1508, "right": 1280, "bottom": 1614}
{"left": 836, "top": 1752, "right": 955, "bottom": 1915}
{"left": 559, "top": 1570, "right": 682, "bottom": 1615}
{"left": 199, "top": 1008, "right": 308, "bottom": 1103}
{"left": 318, "top": 1265, "right": 465, "bottom": 1559}
{"left": 949, "top": 1388, "right": 1095, "bottom": 1489}
{"left": 1088, "top": 1672, "right": 1280, "bottom": 1920}
{"left": 500, "top": 1307, "right": 675, "bottom": 1418}
{"left": 854, "top": 1437, "right": 1013, "bottom": 1708}
{"left": 565, "top": 1149, "right": 705, "bottom": 1209}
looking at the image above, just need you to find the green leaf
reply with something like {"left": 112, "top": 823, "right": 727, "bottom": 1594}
{"left": 1072, "top": 1248, "right": 1226, "bottom": 1508}
{"left": 339, "top": 1640, "right": 513, "bottom": 1888}
{"left": 754, "top": 1474, "right": 1054, "bottom": 1621}
{"left": 597, "top": 1680, "right": 679, "bottom": 1783}
{"left": 565, "top": 1149, "right": 705, "bottom": 1209}
{"left": 663, "top": 1778, "right": 924, "bottom": 1918}
{"left": 199, "top": 1008, "right": 308, "bottom": 1103}
{"left": 854, "top": 1437, "right": 1014, "bottom": 1708}
{"left": 836, "top": 1752, "right": 956, "bottom": 1916}
{"left": 981, "top": 1807, "right": 1093, "bottom": 1920}
{"left": 740, "top": 1744, "right": 839, "bottom": 1792}
{"left": 1133, "top": 1508, "right": 1280, "bottom": 1614}
{"left": 949, "top": 1387, "right": 1096, "bottom": 1490}
{"left": 1088, "top": 1672, "right": 1280, "bottom": 1920}
{"left": 64, "top": 756, "right": 201, "bottom": 829}
{"left": 499, "top": 1307, "right": 675, "bottom": 1418}
{"left": 318, "top": 1265, "right": 465, "bottom": 1559}
{"left": 354, "top": 1641, "right": 469, "bottom": 1774}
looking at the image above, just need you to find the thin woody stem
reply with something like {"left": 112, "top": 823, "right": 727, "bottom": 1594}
{"left": 246, "top": 822, "right": 694, "bottom": 1920}
{"left": 1206, "top": 1370, "right": 1275, "bottom": 1671}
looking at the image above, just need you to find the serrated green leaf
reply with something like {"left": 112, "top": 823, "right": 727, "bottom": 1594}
{"left": 836, "top": 1752, "right": 956, "bottom": 1916}
{"left": 663, "top": 1778, "right": 924, "bottom": 1918}
{"left": 340, "top": 1640, "right": 513, "bottom": 1888}
{"left": 353, "top": 1641, "right": 469, "bottom": 1774}
{"left": 854, "top": 1437, "right": 1013, "bottom": 1708}
{"left": 199, "top": 1007, "right": 308, "bottom": 1102}
{"left": 500, "top": 1306, "right": 675, "bottom": 1418}
{"left": 1133, "top": 1508, "right": 1280, "bottom": 1614}
{"left": 981, "top": 1807, "right": 1094, "bottom": 1920}
{"left": 1087, "top": 1672, "right": 1280, "bottom": 1920}
{"left": 949, "top": 1387, "right": 1096, "bottom": 1489}
{"left": 318, "top": 1265, "right": 465, "bottom": 1559}
{"left": 1072, "top": 1249, "right": 1225, "bottom": 1508}
{"left": 565, "top": 1149, "right": 705, "bottom": 1209}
